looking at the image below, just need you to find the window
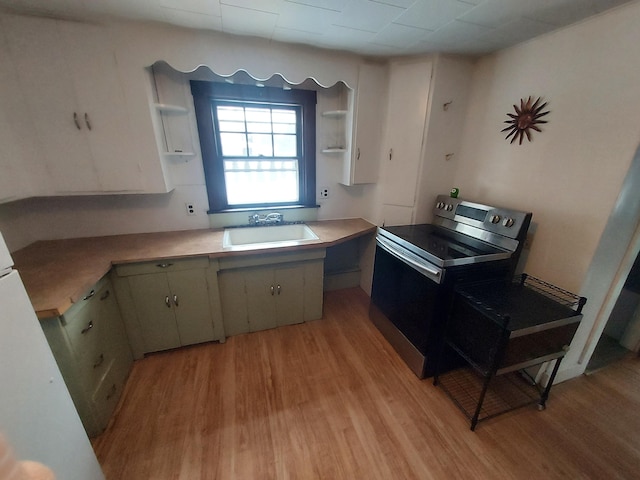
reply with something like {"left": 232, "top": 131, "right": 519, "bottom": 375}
{"left": 190, "top": 81, "right": 317, "bottom": 212}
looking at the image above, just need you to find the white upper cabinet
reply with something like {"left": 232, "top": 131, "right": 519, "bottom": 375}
{"left": 0, "top": 28, "right": 45, "bottom": 203}
{"left": 343, "top": 63, "right": 386, "bottom": 186}
{"left": 1, "top": 14, "right": 169, "bottom": 196}
{"left": 381, "top": 59, "right": 432, "bottom": 208}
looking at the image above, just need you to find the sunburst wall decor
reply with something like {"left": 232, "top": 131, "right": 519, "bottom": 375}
{"left": 502, "top": 96, "right": 549, "bottom": 144}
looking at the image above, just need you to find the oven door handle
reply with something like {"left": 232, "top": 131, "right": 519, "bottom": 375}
{"left": 376, "top": 236, "right": 442, "bottom": 283}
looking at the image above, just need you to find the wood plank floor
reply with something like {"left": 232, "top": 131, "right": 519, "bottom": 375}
{"left": 92, "top": 288, "right": 640, "bottom": 479}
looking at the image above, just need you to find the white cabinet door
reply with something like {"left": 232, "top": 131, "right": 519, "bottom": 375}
{"left": 3, "top": 15, "right": 147, "bottom": 195}
{"left": 0, "top": 28, "right": 46, "bottom": 203}
{"left": 58, "top": 21, "right": 145, "bottom": 193}
{"left": 346, "top": 63, "right": 386, "bottom": 185}
{"left": 4, "top": 15, "right": 100, "bottom": 194}
{"left": 381, "top": 60, "right": 432, "bottom": 207}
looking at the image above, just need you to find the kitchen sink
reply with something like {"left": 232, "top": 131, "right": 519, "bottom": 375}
{"left": 222, "top": 224, "right": 320, "bottom": 250}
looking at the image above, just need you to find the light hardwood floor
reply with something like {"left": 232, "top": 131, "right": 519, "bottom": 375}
{"left": 93, "top": 288, "right": 640, "bottom": 479}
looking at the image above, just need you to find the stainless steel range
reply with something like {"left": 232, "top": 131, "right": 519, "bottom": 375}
{"left": 369, "top": 194, "right": 532, "bottom": 378}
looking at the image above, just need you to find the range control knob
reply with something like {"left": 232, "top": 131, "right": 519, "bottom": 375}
{"left": 436, "top": 201, "right": 445, "bottom": 209}
{"left": 502, "top": 217, "right": 515, "bottom": 227}
{"left": 445, "top": 203, "right": 454, "bottom": 211}
{"left": 489, "top": 214, "right": 501, "bottom": 224}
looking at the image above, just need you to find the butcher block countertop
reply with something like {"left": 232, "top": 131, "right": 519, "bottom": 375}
{"left": 12, "top": 218, "right": 376, "bottom": 319}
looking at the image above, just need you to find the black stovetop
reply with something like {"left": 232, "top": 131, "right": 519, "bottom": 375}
{"left": 379, "top": 224, "right": 510, "bottom": 268}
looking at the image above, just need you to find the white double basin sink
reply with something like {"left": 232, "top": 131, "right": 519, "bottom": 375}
{"left": 222, "top": 224, "right": 320, "bottom": 251}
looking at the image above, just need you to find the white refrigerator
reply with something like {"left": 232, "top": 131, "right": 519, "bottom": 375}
{"left": 0, "top": 232, "right": 104, "bottom": 480}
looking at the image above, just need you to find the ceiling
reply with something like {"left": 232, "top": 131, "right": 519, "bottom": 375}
{"left": 0, "top": 0, "right": 634, "bottom": 57}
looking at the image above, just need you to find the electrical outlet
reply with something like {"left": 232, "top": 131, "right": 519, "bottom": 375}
{"left": 185, "top": 203, "right": 196, "bottom": 216}
{"left": 319, "top": 187, "right": 329, "bottom": 199}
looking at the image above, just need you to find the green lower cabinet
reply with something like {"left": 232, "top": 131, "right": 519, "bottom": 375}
{"left": 40, "top": 275, "right": 133, "bottom": 438}
{"left": 219, "top": 253, "right": 325, "bottom": 336}
{"left": 113, "top": 257, "right": 224, "bottom": 357}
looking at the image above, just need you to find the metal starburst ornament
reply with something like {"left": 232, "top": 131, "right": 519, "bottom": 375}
{"left": 502, "top": 96, "right": 549, "bottom": 144}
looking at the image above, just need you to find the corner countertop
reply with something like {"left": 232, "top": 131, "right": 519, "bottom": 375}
{"left": 12, "top": 218, "right": 376, "bottom": 319}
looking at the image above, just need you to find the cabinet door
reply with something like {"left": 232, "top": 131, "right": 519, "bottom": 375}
{"left": 274, "top": 265, "right": 305, "bottom": 326}
{"left": 218, "top": 270, "right": 250, "bottom": 336}
{"left": 58, "top": 21, "right": 145, "bottom": 193}
{"left": 3, "top": 15, "right": 100, "bottom": 194}
{"left": 167, "top": 269, "right": 215, "bottom": 346}
{"left": 381, "top": 60, "right": 432, "bottom": 207}
{"left": 0, "top": 28, "right": 44, "bottom": 202}
{"left": 348, "top": 63, "right": 386, "bottom": 185}
{"left": 245, "top": 267, "right": 278, "bottom": 332}
{"left": 127, "top": 273, "right": 181, "bottom": 353}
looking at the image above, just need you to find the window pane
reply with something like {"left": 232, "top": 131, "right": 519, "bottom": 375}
{"left": 245, "top": 108, "right": 271, "bottom": 123}
{"left": 273, "top": 123, "right": 296, "bottom": 134}
{"left": 220, "top": 133, "right": 247, "bottom": 156}
{"left": 224, "top": 158, "right": 299, "bottom": 205}
{"left": 218, "top": 121, "right": 245, "bottom": 132}
{"left": 272, "top": 110, "right": 295, "bottom": 124}
{"left": 247, "top": 133, "right": 273, "bottom": 156}
{"left": 217, "top": 106, "right": 245, "bottom": 122}
{"left": 273, "top": 134, "right": 297, "bottom": 157}
{"left": 246, "top": 122, "right": 272, "bottom": 133}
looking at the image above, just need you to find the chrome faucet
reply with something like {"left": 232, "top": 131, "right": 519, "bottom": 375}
{"left": 249, "top": 212, "right": 284, "bottom": 225}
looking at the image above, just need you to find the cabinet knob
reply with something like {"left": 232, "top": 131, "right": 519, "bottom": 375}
{"left": 173, "top": 294, "right": 179, "bottom": 307}
{"left": 277, "top": 284, "right": 281, "bottom": 295}
{"left": 73, "top": 112, "right": 82, "bottom": 130}
{"left": 81, "top": 320, "right": 94, "bottom": 334}
{"left": 165, "top": 296, "right": 171, "bottom": 308}
{"left": 270, "top": 285, "right": 275, "bottom": 296}
{"left": 100, "top": 290, "right": 110, "bottom": 301}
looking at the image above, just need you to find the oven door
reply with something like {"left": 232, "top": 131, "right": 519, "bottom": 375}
{"left": 370, "top": 241, "right": 448, "bottom": 378}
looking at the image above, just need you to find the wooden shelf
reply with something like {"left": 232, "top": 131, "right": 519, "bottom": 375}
{"left": 321, "top": 110, "right": 348, "bottom": 118}
{"left": 154, "top": 103, "right": 188, "bottom": 114}
{"left": 322, "top": 148, "right": 347, "bottom": 153}
{"left": 162, "top": 151, "right": 196, "bottom": 158}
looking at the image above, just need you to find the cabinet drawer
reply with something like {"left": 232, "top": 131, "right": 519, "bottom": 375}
{"left": 63, "top": 285, "right": 111, "bottom": 363}
{"left": 91, "top": 361, "right": 126, "bottom": 434}
{"left": 115, "top": 257, "right": 210, "bottom": 276}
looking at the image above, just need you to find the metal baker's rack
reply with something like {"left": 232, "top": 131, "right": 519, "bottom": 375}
{"left": 434, "top": 274, "right": 587, "bottom": 430}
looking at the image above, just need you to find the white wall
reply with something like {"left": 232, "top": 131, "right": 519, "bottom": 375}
{"left": 0, "top": 16, "right": 374, "bottom": 252}
{"left": 453, "top": 1, "right": 640, "bottom": 378}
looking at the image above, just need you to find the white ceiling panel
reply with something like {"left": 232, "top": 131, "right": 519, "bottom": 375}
{"left": 220, "top": 3, "right": 278, "bottom": 36}
{"left": 333, "top": 0, "right": 405, "bottom": 32}
{"left": 160, "top": 0, "right": 222, "bottom": 17}
{"left": 276, "top": 2, "right": 340, "bottom": 33}
{"left": 0, "top": 0, "right": 636, "bottom": 56}
{"left": 374, "top": 22, "right": 431, "bottom": 48}
{"left": 394, "top": 0, "right": 476, "bottom": 31}
{"left": 160, "top": 7, "right": 222, "bottom": 30}
{"left": 284, "top": 0, "right": 347, "bottom": 11}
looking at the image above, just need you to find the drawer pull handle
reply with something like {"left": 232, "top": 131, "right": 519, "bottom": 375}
{"left": 81, "top": 321, "right": 94, "bottom": 334}
{"left": 73, "top": 112, "right": 82, "bottom": 130}
{"left": 83, "top": 290, "right": 96, "bottom": 301}
{"left": 270, "top": 285, "right": 274, "bottom": 296}
{"left": 106, "top": 384, "right": 117, "bottom": 400}
{"left": 156, "top": 263, "right": 173, "bottom": 268}
{"left": 173, "top": 294, "right": 179, "bottom": 307}
{"left": 277, "top": 284, "right": 281, "bottom": 295}
{"left": 165, "top": 296, "right": 171, "bottom": 308}
{"left": 84, "top": 112, "right": 92, "bottom": 131}
{"left": 93, "top": 354, "right": 104, "bottom": 369}
{"left": 100, "top": 290, "right": 110, "bottom": 301}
